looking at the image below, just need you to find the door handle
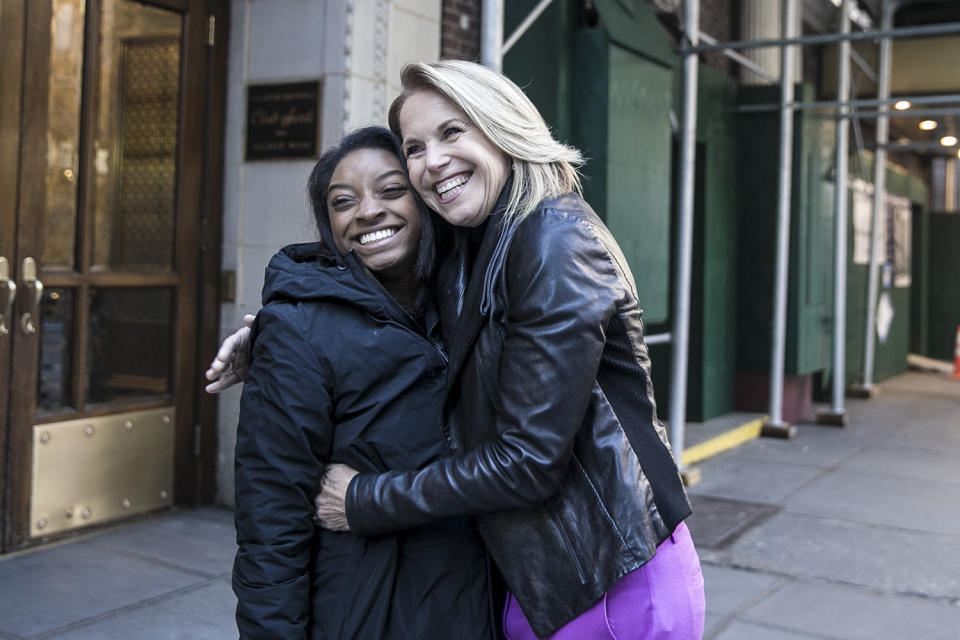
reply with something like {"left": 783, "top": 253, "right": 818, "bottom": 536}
{"left": 0, "top": 257, "right": 15, "bottom": 335}
{"left": 20, "top": 257, "right": 43, "bottom": 335}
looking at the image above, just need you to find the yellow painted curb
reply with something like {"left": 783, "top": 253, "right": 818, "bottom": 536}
{"left": 681, "top": 416, "right": 767, "bottom": 466}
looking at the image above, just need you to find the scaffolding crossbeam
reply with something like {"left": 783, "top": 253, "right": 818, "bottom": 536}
{"left": 681, "top": 21, "right": 960, "bottom": 54}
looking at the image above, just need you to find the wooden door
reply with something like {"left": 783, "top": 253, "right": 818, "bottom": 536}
{"left": 0, "top": 0, "right": 223, "bottom": 551}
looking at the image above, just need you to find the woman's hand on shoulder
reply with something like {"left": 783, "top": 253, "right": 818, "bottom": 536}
{"left": 314, "top": 464, "right": 360, "bottom": 532}
{"left": 204, "top": 314, "right": 256, "bottom": 393}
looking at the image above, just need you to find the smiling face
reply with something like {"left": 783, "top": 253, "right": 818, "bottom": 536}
{"left": 398, "top": 90, "right": 510, "bottom": 228}
{"left": 327, "top": 148, "right": 422, "bottom": 283}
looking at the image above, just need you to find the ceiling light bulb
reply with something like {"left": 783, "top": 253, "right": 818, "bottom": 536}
{"left": 919, "top": 120, "right": 938, "bottom": 131}
{"left": 941, "top": 135, "right": 958, "bottom": 146}
{"left": 893, "top": 100, "right": 911, "bottom": 110}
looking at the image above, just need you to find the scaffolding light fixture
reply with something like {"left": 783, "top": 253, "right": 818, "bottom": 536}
{"left": 941, "top": 135, "right": 959, "bottom": 146}
{"left": 919, "top": 120, "right": 938, "bottom": 130}
{"left": 894, "top": 100, "right": 911, "bottom": 110}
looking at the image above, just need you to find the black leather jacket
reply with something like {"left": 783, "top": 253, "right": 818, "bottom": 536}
{"left": 347, "top": 193, "right": 692, "bottom": 637}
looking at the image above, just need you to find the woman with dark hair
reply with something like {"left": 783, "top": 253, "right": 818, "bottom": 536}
{"left": 230, "top": 126, "right": 492, "bottom": 639}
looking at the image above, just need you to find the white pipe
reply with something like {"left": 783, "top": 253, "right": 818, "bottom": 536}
{"left": 668, "top": 0, "right": 699, "bottom": 466}
{"left": 768, "top": 0, "right": 798, "bottom": 429}
{"left": 830, "top": 0, "right": 852, "bottom": 415}
{"left": 698, "top": 31, "right": 778, "bottom": 83}
{"left": 502, "top": 0, "right": 554, "bottom": 55}
{"left": 862, "top": 0, "right": 894, "bottom": 389}
{"left": 481, "top": 0, "right": 503, "bottom": 72}
{"left": 850, "top": 47, "right": 877, "bottom": 83}
{"left": 645, "top": 332, "right": 673, "bottom": 346}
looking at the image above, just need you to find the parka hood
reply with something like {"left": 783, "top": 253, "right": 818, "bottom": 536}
{"left": 261, "top": 242, "right": 399, "bottom": 321}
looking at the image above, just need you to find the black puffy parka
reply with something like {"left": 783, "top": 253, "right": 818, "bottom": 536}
{"left": 232, "top": 242, "right": 492, "bottom": 640}
{"left": 345, "top": 193, "right": 693, "bottom": 637}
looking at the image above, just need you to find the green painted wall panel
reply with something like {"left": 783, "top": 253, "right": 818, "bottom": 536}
{"left": 605, "top": 45, "right": 673, "bottom": 324}
{"left": 688, "top": 65, "right": 739, "bottom": 420}
{"left": 593, "top": 0, "right": 676, "bottom": 66}
{"left": 789, "top": 115, "right": 834, "bottom": 376}
{"left": 927, "top": 213, "right": 960, "bottom": 361}
{"left": 571, "top": 29, "right": 611, "bottom": 231}
{"left": 843, "top": 154, "right": 927, "bottom": 384}
{"left": 505, "top": 2, "right": 749, "bottom": 421}
{"left": 910, "top": 203, "right": 929, "bottom": 355}
{"left": 506, "top": 2, "right": 672, "bottom": 324}
{"left": 735, "top": 85, "right": 834, "bottom": 378}
{"left": 503, "top": 1, "right": 569, "bottom": 135}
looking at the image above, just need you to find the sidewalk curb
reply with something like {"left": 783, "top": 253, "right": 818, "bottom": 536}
{"left": 681, "top": 416, "right": 766, "bottom": 466}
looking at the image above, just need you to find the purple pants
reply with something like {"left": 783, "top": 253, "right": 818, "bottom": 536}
{"left": 503, "top": 522, "right": 705, "bottom": 640}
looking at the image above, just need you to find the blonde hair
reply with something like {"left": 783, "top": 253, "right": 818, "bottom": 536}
{"left": 388, "top": 60, "right": 583, "bottom": 224}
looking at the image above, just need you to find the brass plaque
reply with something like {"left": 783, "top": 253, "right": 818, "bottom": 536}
{"left": 30, "top": 407, "right": 175, "bottom": 538}
{"left": 245, "top": 81, "right": 321, "bottom": 160}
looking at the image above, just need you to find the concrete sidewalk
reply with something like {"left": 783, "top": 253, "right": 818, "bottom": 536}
{"left": 0, "top": 371, "right": 957, "bottom": 639}
{"left": 0, "top": 508, "right": 236, "bottom": 639}
{"left": 688, "top": 370, "right": 960, "bottom": 638}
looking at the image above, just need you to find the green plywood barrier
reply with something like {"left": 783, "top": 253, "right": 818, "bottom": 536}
{"left": 603, "top": 45, "right": 673, "bottom": 324}
{"left": 844, "top": 152, "right": 929, "bottom": 385}
{"left": 735, "top": 84, "right": 835, "bottom": 379}
{"left": 924, "top": 212, "right": 960, "bottom": 362}
{"left": 505, "top": 1, "right": 747, "bottom": 420}
{"left": 505, "top": 0, "right": 674, "bottom": 324}
{"left": 689, "top": 66, "right": 740, "bottom": 420}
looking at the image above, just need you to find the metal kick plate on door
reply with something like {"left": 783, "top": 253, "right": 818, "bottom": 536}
{"left": 30, "top": 407, "right": 175, "bottom": 538}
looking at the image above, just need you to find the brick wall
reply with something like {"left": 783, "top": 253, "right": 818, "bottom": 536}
{"left": 699, "top": 0, "right": 736, "bottom": 75}
{"left": 653, "top": 1, "right": 738, "bottom": 77}
{"left": 441, "top": 0, "right": 481, "bottom": 61}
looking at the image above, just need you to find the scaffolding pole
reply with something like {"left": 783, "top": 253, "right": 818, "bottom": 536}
{"left": 762, "top": 0, "right": 799, "bottom": 439}
{"left": 855, "top": 0, "right": 895, "bottom": 396}
{"left": 819, "top": 0, "right": 852, "bottom": 427}
{"left": 668, "top": 0, "right": 699, "bottom": 471}
{"left": 480, "top": 0, "right": 504, "bottom": 71}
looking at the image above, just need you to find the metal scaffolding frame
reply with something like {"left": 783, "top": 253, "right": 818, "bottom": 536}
{"left": 817, "top": 0, "right": 853, "bottom": 427}
{"left": 673, "top": 0, "right": 959, "bottom": 451}
{"left": 763, "top": 0, "right": 800, "bottom": 437}
{"left": 669, "top": 0, "right": 700, "bottom": 468}
{"left": 480, "top": 0, "right": 504, "bottom": 72}
{"left": 858, "top": 0, "right": 897, "bottom": 395}
{"left": 739, "top": 93, "right": 960, "bottom": 113}
{"left": 682, "top": 20, "right": 960, "bottom": 54}
{"left": 480, "top": 0, "right": 956, "bottom": 463}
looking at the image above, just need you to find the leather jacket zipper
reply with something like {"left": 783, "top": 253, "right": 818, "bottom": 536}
{"left": 550, "top": 509, "right": 588, "bottom": 585}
